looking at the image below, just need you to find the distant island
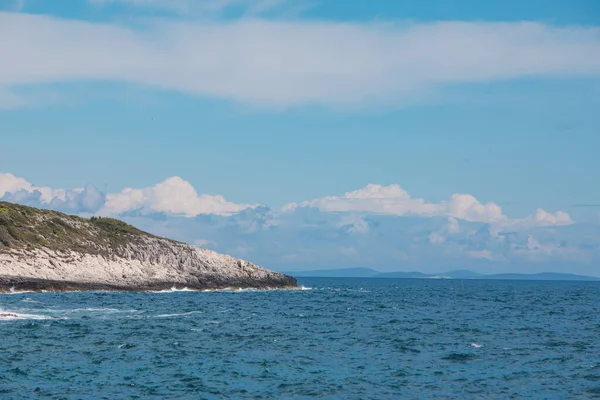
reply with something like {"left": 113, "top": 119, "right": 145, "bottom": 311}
{"left": 0, "top": 202, "right": 297, "bottom": 292}
{"left": 286, "top": 267, "right": 600, "bottom": 281}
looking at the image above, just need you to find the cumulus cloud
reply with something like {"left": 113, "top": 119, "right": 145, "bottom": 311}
{"left": 285, "top": 184, "right": 507, "bottom": 223}
{"left": 0, "top": 173, "right": 253, "bottom": 216}
{"left": 101, "top": 176, "right": 255, "bottom": 216}
{"left": 529, "top": 209, "right": 573, "bottom": 226}
{"left": 1, "top": 173, "right": 574, "bottom": 228}
{"left": 0, "top": 12, "right": 599, "bottom": 108}
{"left": 491, "top": 208, "right": 574, "bottom": 232}
{"left": 0, "top": 173, "right": 68, "bottom": 203}
{"left": 0, "top": 173, "right": 33, "bottom": 197}
{"left": 285, "top": 183, "right": 574, "bottom": 229}
{"left": 2, "top": 171, "right": 596, "bottom": 272}
{"left": 0, "top": 174, "right": 105, "bottom": 214}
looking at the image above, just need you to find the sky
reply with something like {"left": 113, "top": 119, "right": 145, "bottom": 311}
{"left": 1, "top": 0, "right": 600, "bottom": 275}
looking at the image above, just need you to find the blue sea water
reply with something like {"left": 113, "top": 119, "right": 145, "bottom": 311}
{"left": 1, "top": 278, "right": 600, "bottom": 399}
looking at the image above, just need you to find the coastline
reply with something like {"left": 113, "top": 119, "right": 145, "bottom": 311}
{"left": 0, "top": 276, "right": 299, "bottom": 294}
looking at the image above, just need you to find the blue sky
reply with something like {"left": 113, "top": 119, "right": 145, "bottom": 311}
{"left": 1, "top": 0, "right": 599, "bottom": 274}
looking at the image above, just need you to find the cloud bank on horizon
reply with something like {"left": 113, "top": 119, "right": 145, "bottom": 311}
{"left": 2, "top": 172, "right": 597, "bottom": 275}
{"left": 0, "top": 172, "right": 572, "bottom": 225}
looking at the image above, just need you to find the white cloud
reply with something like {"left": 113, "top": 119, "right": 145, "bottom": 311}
{"left": 285, "top": 183, "right": 573, "bottom": 228}
{"left": 1, "top": 173, "right": 574, "bottom": 228}
{"left": 2, "top": 172, "right": 597, "bottom": 273}
{"left": 101, "top": 176, "right": 255, "bottom": 216}
{"left": 286, "top": 183, "right": 507, "bottom": 223}
{"left": 0, "top": 173, "right": 253, "bottom": 216}
{"left": 0, "top": 173, "right": 33, "bottom": 198}
{"left": 0, "top": 173, "right": 68, "bottom": 203}
{"left": 0, "top": 12, "right": 599, "bottom": 108}
{"left": 0, "top": 173, "right": 105, "bottom": 214}
{"left": 491, "top": 208, "right": 574, "bottom": 233}
{"left": 529, "top": 209, "right": 573, "bottom": 226}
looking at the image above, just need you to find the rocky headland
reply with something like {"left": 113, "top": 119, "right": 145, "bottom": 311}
{"left": 0, "top": 202, "right": 297, "bottom": 293}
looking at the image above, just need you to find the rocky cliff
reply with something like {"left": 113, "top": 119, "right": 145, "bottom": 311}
{"left": 0, "top": 202, "right": 297, "bottom": 292}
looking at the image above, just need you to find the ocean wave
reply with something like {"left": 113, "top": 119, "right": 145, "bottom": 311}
{"left": 0, "top": 309, "right": 55, "bottom": 321}
{"left": 21, "top": 298, "right": 41, "bottom": 303}
{"left": 6, "top": 287, "right": 37, "bottom": 295}
{"left": 153, "top": 287, "right": 195, "bottom": 293}
{"left": 154, "top": 311, "right": 205, "bottom": 318}
{"left": 203, "top": 287, "right": 300, "bottom": 293}
{"left": 151, "top": 286, "right": 291, "bottom": 293}
{"left": 44, "top": 308, "right": 140, "bottom": 314}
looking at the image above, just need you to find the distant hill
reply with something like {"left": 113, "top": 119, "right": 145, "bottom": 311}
{"left": 443, "top": 270, "right": 483, "bottom": 279}
{"left": 483, "top": 272, "right": 600, "bottom": 281}
{"left": 287, "top": 267, "right": 379, "bottom": 278}
{"left": 284, "top": 267, "right": 599, "bottom": 281}
{"left": 374, "top": 271, "right": 431, "bottom": 279}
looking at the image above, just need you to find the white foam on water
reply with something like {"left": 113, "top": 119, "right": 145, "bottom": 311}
{"left": 0, "top": 309, "right": 55, "bottom": 321}
{"left": 153, "top": 287, "right": 195, "bottom": 293}
{"left": 346, "top": 288, "right": 370, "bottom": 293}
{"left": 470, "top": 343, "right": 483, "bottom": 348}
{"left": 44, "top": 307, "right": 139, "bottom": 314}
{"left": 147, "top": 286, "right": 303, "bottom": 293}
{"left": 155, "top": 311, "right": 205, "bottom": 318}
{"left": 201, "top": 287, "right": 258, "bottom": 293}
{"left": 7, "top": 287, "right": 37, "bottom": 295}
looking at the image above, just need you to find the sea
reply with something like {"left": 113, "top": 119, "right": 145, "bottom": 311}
{"left": 1, "top": 278, "right": 599, "bottom": 399}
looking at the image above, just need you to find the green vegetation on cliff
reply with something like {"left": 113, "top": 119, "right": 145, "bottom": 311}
{"left": 0, "top": 201, "right": 153, "bottom": 254}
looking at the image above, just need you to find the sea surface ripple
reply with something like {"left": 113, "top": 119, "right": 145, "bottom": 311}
{"left": 1, "top": 278, "right": 600, "bottom": 399}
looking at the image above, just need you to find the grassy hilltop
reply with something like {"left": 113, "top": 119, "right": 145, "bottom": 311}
{"left": 0, "top": 201, "right": 155, "bottom": 255}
